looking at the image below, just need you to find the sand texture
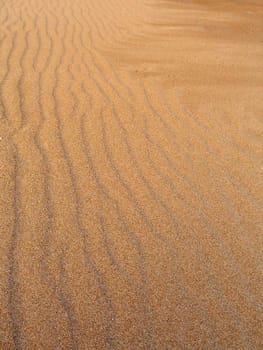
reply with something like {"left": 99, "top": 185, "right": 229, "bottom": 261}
{"left": 0, "top": 0, "right": 263, "bottom": 349}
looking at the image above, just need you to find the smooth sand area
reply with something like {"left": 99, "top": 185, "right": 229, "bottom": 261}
{"left": 0, "top": 0, "right": 262, "bottom": 348}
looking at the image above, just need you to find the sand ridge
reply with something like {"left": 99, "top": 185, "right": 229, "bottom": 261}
{"left": 0, "top": 0, "right": 262, "bottom": 349}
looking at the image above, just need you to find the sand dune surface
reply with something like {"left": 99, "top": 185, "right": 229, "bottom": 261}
{"left": 0, "top": 0, "right": 263, "bottom": 349}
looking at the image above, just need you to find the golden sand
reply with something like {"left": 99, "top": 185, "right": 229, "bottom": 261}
{"left": 0, "top": 0, "right": 262, "bottom": 348}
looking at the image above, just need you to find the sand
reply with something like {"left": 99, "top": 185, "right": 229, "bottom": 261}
{"left": 0, "top": 0, "right": 262, "bottom": 349}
